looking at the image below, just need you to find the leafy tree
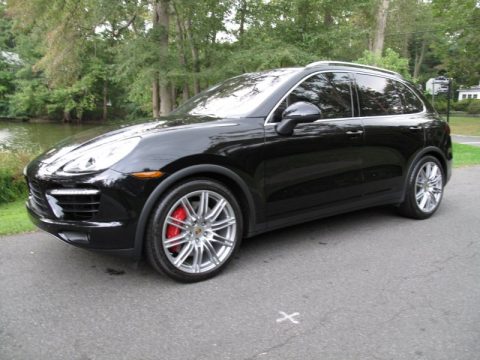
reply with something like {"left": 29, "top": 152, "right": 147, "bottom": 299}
{"left": 7, "top": 0, "right": 143, "bottom": 121}
{"left": 0, "top": 57, "right": 16, "bottom": 114}
{"left": 0, "top": 2, "right": 16, "bottom": 115}
{"left": 356, "top": 48, "right": 411, "bottom": 79}
{"left": 2, "top": 0, "right": 479, "bottom": 120}
{"left": 430, "top": 0, "right": 480, "bottom": 86}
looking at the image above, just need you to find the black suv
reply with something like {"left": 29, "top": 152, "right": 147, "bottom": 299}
{"left": 25, "top": 61, "right": 452, "bottom": 282}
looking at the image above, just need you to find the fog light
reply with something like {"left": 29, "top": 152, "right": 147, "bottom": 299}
{"left": 58, "top": 232, "right": 89, "bottom": 244}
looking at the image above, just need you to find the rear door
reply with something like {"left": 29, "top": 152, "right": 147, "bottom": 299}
{"left": 264, "top": 72, "right": 365, "bottom": 221}
{"left": 354, "top": 73, "right": 428, "bottom": 198}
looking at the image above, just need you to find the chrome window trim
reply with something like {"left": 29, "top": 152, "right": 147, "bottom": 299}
{"left": 305, "top": 61, "right": 400, "bottom": 77}
{"left": 264, "top": 70, "right": 353, "bottom": 126}
{"left": 264, "top": 70, "right": 427, "bottom": 127}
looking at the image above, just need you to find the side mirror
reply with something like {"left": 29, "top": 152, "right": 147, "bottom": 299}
{"left": 275, "top": 101, "right": 322, "bottom": 136}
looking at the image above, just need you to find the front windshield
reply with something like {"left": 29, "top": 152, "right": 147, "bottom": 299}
{"left": 172, "top": 68, "right": 300, "bottom": 118}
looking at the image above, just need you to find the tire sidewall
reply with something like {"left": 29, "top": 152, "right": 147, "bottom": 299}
{"left": 146, "top": 179, "right": 243, "bottom": 282}
{"left": 406, "top": 156, "right": 445, "bottom": 219}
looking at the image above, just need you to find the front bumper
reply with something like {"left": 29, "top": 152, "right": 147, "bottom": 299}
{"left": 26, "top": 200, "right": 137, "bottom": 257}
{"left": 24, "top": 167, "right": 162, "bottom": 257}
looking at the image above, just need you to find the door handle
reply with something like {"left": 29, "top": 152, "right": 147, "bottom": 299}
{"left": 346, "top": 130, "right": 364, "bottom": 135}
{"left": 409, "top": 126, "right": 422, "bottom": 131}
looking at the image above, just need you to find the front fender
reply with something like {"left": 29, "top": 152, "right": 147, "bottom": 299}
{"left": 132, "top": 164, "right": 260, "bottom": 261}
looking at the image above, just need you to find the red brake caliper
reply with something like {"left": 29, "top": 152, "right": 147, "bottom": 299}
{"left": 166, "top": 206, "right": 187, "bottom": 254}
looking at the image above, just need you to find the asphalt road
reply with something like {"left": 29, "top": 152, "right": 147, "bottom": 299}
{"left": 452, "top": 134, "right": 480, "bottom": 147}
{"left": 1, "top": 167, "right": 480, "bottom": 360}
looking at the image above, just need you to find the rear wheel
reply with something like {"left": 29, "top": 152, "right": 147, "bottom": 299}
{"left": 146, "top": 179, "right": 243, "bottom": 282}
{"left": 398, "top": 156, "right": 444, "bottom": 219}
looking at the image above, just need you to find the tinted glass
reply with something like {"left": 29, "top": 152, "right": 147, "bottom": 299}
{"left": 172, "top": 69, "right": 299, "bottom": 118}
{"left": 396, "top": 81, "right": 424, "bottom": 114}
{"left": 355, "top": 74, "right": 403, "bottom": 116}
{"left": 272, "top": 72, "right": 353, "bottom": 122}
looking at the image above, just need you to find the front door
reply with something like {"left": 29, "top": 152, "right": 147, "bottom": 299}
{"left": 264, "top": 72, "right": 365, "bottom": 222}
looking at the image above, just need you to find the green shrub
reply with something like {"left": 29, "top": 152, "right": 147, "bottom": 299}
{"left": 466, "top": 101, "right": 480, "bottom": 115}
{"left": 0, "top": 168, "right": 27, "bottom": 203}
{"left": 452, "top": 99, "right": 474, "bottom": 112}
{"left": 356, "top": 48, "right": 412, "bottom": 80}
{"left": 0, "top": 151, "right": 35, "bottom": 204}
{"left": 433, "top": 99, "right": 448, "bottom": 113}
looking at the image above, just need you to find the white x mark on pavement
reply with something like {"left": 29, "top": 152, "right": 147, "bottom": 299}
{"left": 276, "top": 311, "right": 300, "bottom": 324}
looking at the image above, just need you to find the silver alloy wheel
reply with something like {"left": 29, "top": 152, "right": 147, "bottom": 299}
{"left": 162, "top": 190, "right": 237, "bottom": 274}
{"left": 415, "top": 161, "right": 443, "bottom": 213}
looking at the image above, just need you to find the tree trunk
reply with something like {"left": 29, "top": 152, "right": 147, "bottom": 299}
{"left": 401, "top": 34, "right": 410, "bottom": 58}
{"left": 77, "top": 110, "right": 83, "bottom": 123}
{"left": 160, "top": 82, "right": 173, "bottom": 116}
{"left": 413, "top": 40, "right": 426, "bottom": 80}
{"left": 155, "top": 0, "right": 172, "bottom": 115}
{"left": 173, "top": 4, "right": 190, "bottom": 103}
{"left": 239, "top": 0, "right": 247, "bottom": 40}
{"left": 152, "top": 1, "right": 160, "bottom": 118}
{"left": 186, "top": 18, "right": 200, "bottom": 95}
{"left": 63, "top": 110, "right": 72, "bottom": 123}
{"left": 191, "top": 46, "right": 200, "bottom": 94}
{"left": 102, "top": 79, "right": 108, "bottom": 121}
{"left": 171, "top": 84, "right": 177, "bottom": 108}
{"left": 372, "top": 0, "right": 390, "bottom": 58}
{"left": 152, "top": 76, "right": 160, "bottom": 118}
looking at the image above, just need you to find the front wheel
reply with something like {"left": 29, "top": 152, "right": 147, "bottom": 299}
{"left": 398, "top": 156, "right": 444, "bottom": 219}
{"left": 145, "top": 179, "right": 243, "bottom": 282}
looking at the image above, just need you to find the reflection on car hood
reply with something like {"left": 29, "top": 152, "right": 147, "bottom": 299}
{"left": 35, "top": 115, "right": 220, "bottom": 165}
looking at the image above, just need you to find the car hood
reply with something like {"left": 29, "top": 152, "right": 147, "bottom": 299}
{"left": 34, "top": 115, "right": 220, "bottom": 166}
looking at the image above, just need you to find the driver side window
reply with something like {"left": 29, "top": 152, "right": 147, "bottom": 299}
{"left": 272, "top": 72, "right": 353, "bottom": 122}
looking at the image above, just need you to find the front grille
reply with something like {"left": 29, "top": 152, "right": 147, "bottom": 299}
{"left": 47, "top": 189, "right": 101, "bottom": 221}
{"left": 28, "top": 179, "right": 50, "bottom": 216}
{"left": 28, "top": 178, "right": 101, "bottom": 221}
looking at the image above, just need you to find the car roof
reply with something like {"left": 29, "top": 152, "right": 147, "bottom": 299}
{"left": 247, "top": 62, "right": 409, "bottom": 118}
{"left": 303, "top": 61, "right": 403, "bottom": 79}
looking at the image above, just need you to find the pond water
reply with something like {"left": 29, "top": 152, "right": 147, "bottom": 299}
{"left": 0, "top": 122, "right": 101, "bottom": 152}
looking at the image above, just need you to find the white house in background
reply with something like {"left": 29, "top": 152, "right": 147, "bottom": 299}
{"left": 426, "top": 77, "right": 449, "bottom": 95}
{"left": 458, "top": 83, "right": 480, "bottom": 101}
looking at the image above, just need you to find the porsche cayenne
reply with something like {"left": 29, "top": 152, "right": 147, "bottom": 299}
{"left": 25, "top": 61, "right": 452, "bottom": 282}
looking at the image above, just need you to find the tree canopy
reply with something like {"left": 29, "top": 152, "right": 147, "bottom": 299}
{"left": 0, "top": 0, "right": 478, "bottom": 121}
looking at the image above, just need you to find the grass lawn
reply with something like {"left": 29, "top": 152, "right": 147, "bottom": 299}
{"left": 0, "top": 199, "right": 35, "bottom": 236}
{"left": 447, "top": 116, "right": 480, "bottom": 136}
{"left": 453, "top": 142, "right": 480, "bottom": 168}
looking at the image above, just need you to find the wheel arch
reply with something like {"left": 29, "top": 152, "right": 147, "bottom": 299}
{"left": 401, "top": 146, "right": 449, "bottom": 200}
{"left": 133, "top": 164, "right": 257, "bottom": 260}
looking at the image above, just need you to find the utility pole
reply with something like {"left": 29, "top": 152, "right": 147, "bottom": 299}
{"left": 432, "top": 81, "right": 435, "bottom": 107}
{"left": 446, "top": 78, "right": 452, "bottom": 123}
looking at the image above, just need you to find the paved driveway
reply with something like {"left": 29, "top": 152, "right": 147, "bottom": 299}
{"left": 452, "top": 134, "right": 480, "bottom": 147}
{"left": 1, "top": 167, "right": 480, "bottom": 360}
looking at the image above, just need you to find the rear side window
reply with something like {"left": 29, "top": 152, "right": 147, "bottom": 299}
{"left": 355, "top": 74, "right": 403, "bottom": 116}
{"left": 272, "top": 72, "right": 353, "bottom": 122}
{"left": 395, "top": 81, "right": 424, "bottom": 114}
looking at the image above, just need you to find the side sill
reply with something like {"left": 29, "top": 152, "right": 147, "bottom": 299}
{"left": 263, "top": 193, "right": 402, "bottom": 235}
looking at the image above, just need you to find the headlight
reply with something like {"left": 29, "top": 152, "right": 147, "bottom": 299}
{"left": 60, "top": 137, "right": 140, "bottom": 174}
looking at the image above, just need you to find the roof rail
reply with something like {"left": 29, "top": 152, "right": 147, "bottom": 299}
{"left": 305, "top": 61, "right": 400, "bottom": 77}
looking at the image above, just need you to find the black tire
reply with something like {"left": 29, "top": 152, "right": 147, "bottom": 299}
{"left": 398, "top": 155, "right": 444, "bottom": 219}
{"left": 145, "top": 178, "right": 243, "bottom": 282}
